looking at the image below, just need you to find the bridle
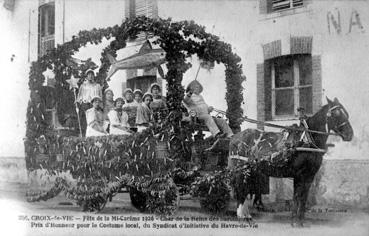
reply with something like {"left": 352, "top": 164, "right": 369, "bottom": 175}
{"left": 326, "top": 104, "right": 350, "bottom": 137}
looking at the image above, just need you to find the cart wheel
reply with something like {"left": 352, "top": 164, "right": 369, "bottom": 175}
{"left": 129, "top": 187, "right": 148, "bottom": 212}
{"left": 200, "top": 180, "right": 230, "bottom": 214}
{"left": 147, "top": 180, "right": 180, "bottom": 215}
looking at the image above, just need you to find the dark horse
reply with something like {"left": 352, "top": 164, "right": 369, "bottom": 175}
{"left": 228, "top": 97, "right": 353, "bottom": 226}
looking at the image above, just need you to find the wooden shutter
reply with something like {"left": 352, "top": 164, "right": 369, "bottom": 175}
{"left": 290, "top": 36, "right": 313, "bottom": 55}
{"left": 257, "top": 61, "right": 273, "bottom": 129}
{"left": 264, "top": 61, "right": 272, "bottom": 121}
{"left": 257, "top": 63, "right": 265, "bottom": 129}
{"left": 125, "top": 0, "right": 136, "bottom": 18}
{"left": 271, "top": 0, "right": 303, "bottom": 12}
{"left": 262, "top": 40, "right": 282, "bottom": 60}
{"left": 135, "top": 0, "right": 158, "bottom": 18}
{"left": 292, "top": 0, "right": 303, "bottom": 7}
{"left": 312, "top": 55, "right": 322, "bottom": 113}
{"left": 257, "top": 62, "right": 274, "bottom": 129}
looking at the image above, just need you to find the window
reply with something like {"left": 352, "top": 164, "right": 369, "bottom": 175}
{"left": 38, "top": 3, "right": 55, "bottom": 57}
{"left": 126, "top": 0, "right": 158, "bottom": 40}
{"left": 271, "top": 0, "right": 303, "bottom": 12}
{"left": 271, "top": 55, "right": 312, "bottom": 118}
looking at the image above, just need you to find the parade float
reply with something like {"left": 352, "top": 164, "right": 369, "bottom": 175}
{"left": 25, "top": 16, "right": 246, "bottom": 215}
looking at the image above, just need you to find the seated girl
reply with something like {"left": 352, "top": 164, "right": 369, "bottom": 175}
{"left": 183, "top": 80, "right": 233, "bottom": 138}
{"left": 85, "top": 96, "right": 109, "bottom": 137}
{"left": 136, "top": 93, "right": 154, "bottom": 132}
{"left": 108, "top": 97, "right": 131, "bottom": 135}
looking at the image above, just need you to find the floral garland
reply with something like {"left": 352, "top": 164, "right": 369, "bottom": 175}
{"left": 26, "top": 16, "right": 245, "bottom": 166}
{"left": 191, "top": 170, "right": 232, "bottom": 214}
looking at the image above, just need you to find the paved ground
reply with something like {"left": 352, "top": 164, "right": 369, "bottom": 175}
{"left": 0, "top": 182, "right": 368, "bottom": 236}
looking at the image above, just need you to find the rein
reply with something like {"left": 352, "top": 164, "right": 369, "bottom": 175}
{"left": 212, "top": 108, "right": 340, "bottom": 137}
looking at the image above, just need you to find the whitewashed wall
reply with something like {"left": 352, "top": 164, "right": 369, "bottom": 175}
{"left": 0, "top": 0, "right": 38, "bottom": 157}
{"left": 1, "top": 0, "right": 369, "bottom": 160}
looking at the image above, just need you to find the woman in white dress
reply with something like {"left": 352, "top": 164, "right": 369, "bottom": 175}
{"left": 108, "top": 97, "right": 131, "bottom": 135}
{"left": 85, "top": 96, "right": 109, "bottom": 137}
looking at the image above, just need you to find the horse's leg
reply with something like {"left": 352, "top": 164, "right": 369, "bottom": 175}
{"left": 253, "top": 192, "right": 265, "bottom": 210}
{"left": 238, "top": 195, "right": 253, "bottom": 221}
{"left": 295, "top": 154, "right": 323, "bottom": 226}
{"left": 291, "top": 177, "right": 304, "bottom": 226}
{"left": 232, "top": 171, "right": 252, "bottom": 220}
{"left": 297, "top": 181, "right": 312, "bottom": 226}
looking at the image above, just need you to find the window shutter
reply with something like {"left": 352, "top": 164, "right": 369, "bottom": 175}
{"left": 126, "top": 0, "right": 158, "bottom": 40}
{"left": 272, "top": 0, "right": 292, "bottom": 12}
{"left": 135, "top": 0, "right": 158, "bottom": 18}
{"left": 264, "top": 61, "right": 272, "bottom": 121}
{"left": 257, "top": 63, "right": 265, "bottom": 130}
{"left": 312, "top": 55, "right": 322, "bottom": 113}
{"left": 292, "top": 0, "right": 303, "bottom": 7}
{"left": 125, "top": 0, "right": 136, "bottom": 18}
{"left": 257, "top": 61, "right": 272, "bottom": 129}
{"left": 290, "top": 36, "right": 313, "bottom": 55}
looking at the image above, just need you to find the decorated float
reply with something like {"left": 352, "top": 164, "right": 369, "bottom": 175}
{"left": 25, "top": 16, "right": 246, "bottom": 215}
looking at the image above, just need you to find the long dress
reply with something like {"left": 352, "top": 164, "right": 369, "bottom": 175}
{"left": 85, "top": 108, "right": 108, "bottom": 137}
{"left": 108, "top": 109, "right": 131, "bottom": 135}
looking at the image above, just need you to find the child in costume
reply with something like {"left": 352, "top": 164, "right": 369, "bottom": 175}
{"left": 183, "top": 80, "right": 233, "bottom": 138}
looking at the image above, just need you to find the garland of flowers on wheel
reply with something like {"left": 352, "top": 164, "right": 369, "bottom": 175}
{"left": 25, "top": 16, "right": 246, "bottom": 214}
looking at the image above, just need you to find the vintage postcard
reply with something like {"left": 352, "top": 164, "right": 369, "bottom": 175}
{"left": 0, "top": 0, "right": 368, "bottom": 235}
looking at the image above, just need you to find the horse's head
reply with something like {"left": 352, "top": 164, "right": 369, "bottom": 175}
{"left": 326, "top": 97, "right": 353, "bottom": 141}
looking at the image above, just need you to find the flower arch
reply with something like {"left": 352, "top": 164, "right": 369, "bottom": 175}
{"left": 25, "top": 17, "right": 246, "bottom": 214}
{"left": 26, "top": 16, "right": 245, "bottom": 144}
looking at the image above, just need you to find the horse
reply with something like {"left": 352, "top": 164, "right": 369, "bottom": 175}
{"left": 228, "top": 97, "right": 353, "bottom": 226}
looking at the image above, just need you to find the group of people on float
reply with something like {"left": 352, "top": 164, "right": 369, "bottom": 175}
{"left": 76, "top": 69, "right": 233, "bottom": 139}
{"left": 76, "top": 69, "right": 167, "bottom": 137}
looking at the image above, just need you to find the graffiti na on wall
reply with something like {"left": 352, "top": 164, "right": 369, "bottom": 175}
{"left": 327, "top": 8, "right": 365, "bottom": 34}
